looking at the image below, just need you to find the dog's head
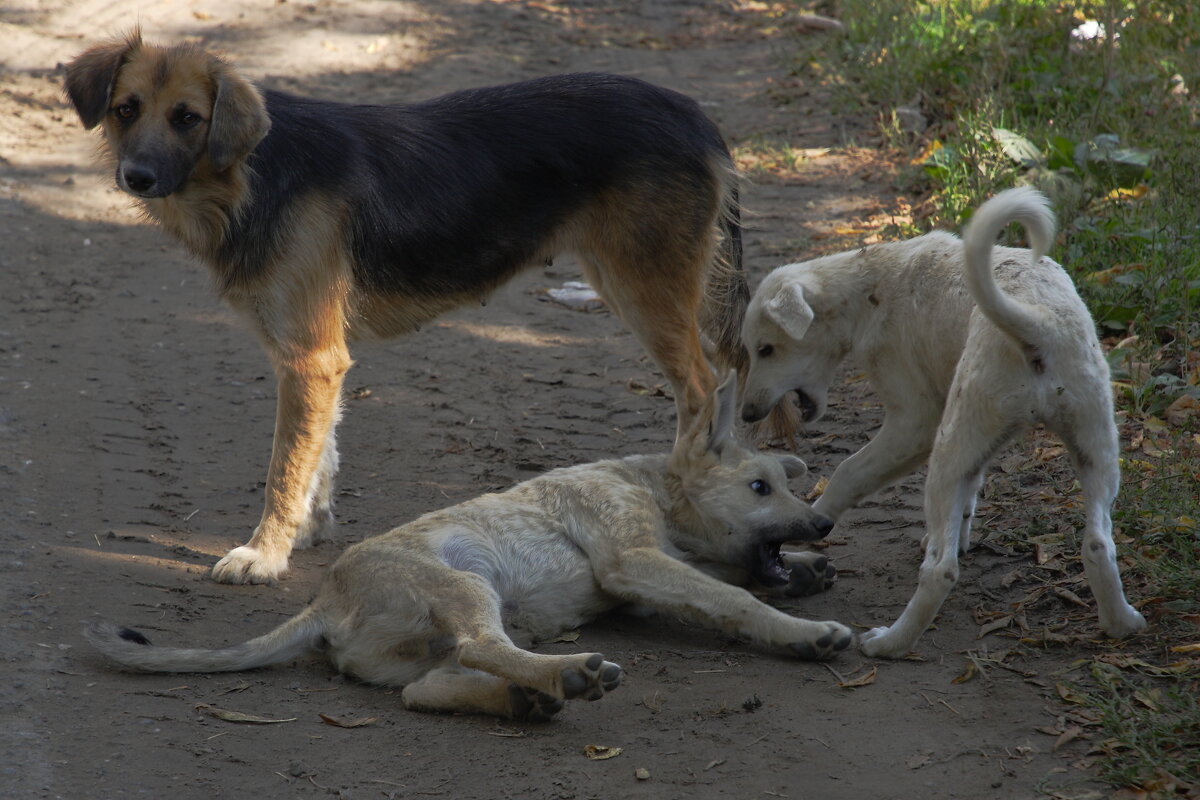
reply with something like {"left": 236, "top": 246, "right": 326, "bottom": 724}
{"left": 740, "top": 265, "right": 847, "bottom": 426}
{"left": 64, "top": 31, "right": 270, "bottom": 199}
{"left": 667, "top": 371, "right": 833, "bottom": 586}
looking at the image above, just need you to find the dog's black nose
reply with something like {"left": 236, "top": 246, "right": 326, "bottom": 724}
{"left": 123, "top": 166, "right": 157, "bottom": 193}
{"left": 813, "top": 514, "right": 835, "bottom": 538}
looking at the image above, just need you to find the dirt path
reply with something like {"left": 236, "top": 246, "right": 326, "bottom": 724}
{"left": 2, "top": 2, "right": 1122, "bottom": 798}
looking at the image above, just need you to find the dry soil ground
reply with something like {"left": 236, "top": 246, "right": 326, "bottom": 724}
{"left": 1, "top": 2, "right": 1141, "bottom": 798}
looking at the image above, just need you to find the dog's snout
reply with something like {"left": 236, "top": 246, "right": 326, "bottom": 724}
{"left": 813, "top": 514, "right": 835, "bottom": 538}
{"left": 122, "top": 165, "right": 158, "bottom": 194}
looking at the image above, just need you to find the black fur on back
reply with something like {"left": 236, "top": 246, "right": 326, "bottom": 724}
{"left": 215, "top": 73, "right": 733, "bottom": 296}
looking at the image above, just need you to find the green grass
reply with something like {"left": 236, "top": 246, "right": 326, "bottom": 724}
{"left": 785, "top": 1, "right": 1200, "bottom": 792}
{"left": 1083, "top": 662, "right": 1200, "bottom": 792}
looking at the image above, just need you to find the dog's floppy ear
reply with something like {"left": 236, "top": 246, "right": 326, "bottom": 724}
{"left": 705, "top": 370, "right": 739, "bottom": 454}
{"left": 777, "top": 454, "right": 808, "bottom": 479}
{"left": 207, "top": 60, "right": 270, "bottom": 172}
{"left": 764, "top": 279, "right": 814, "bottom": 341}
{"left": 64, "top": 32, "right": 141, "bottom": 129}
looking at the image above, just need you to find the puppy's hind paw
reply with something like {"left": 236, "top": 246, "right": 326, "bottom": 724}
{"left": 508, "top": 684, "right": 564, "bottom": 722}
{"left": 1100, "top": 605, "right": 1148, "bottom": 639}
{"left": 789, "top": 622, "right": 853, "bottom": 660}
{"left": 783, "top": 551, "right": 837, "bottom": 597}
{"left": 560, "top": 653, "right": 622, "bottom": 701}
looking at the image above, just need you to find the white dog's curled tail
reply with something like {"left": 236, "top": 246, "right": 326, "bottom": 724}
{"left": 84, "top": 607, "right": 325, "bottom": 673}
{"left": 962, "top": 186, "right": 1057, "bottom": 352}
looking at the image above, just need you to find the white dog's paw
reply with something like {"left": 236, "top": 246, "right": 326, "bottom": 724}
{"left": 1101, "top": 605, "right": 1148, "bottom": 639}
{"left": 507, "top": 685, "right": 564, "bottom": 722}
{"left": 211, "top": 545, "right": 287, "bottom": 584}
{"left": 858, "top": 626, "right": 916, "bottom": 658}
{"left": 783, "top": 552, "right": 837, "bottom": 597}
{"left": 789, "top": 621, "right": 853, "bottom": 660}
{"left": 560, "top": 653, "right": 622, "bottom": 701}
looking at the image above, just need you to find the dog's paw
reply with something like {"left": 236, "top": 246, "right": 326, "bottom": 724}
{"left": 788, "top": 621, "right": 853, "bottom": 660}
{"left": 211, "top": 546, "right": 287, "bottom": 585}
{"left": 783, "top": 552, "right": 837, "bottom": 597}
{"left": 507, "top": 684, "right": 565, "bottom": 722}
{"left": 1100, "top": 605, "right": 1148, "bottom": 639}
{"left": 560, "top": 653, "right": 622, "bottom": 701}
{"left": 858, "top": 625, "right": 915, "bottom": 658}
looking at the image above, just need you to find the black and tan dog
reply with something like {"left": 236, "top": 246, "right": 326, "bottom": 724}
{"left": 65, "top": 32, "right": 748, "bottom": 584}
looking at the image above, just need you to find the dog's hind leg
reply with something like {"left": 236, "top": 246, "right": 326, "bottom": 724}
{"left": 579, "top": 181, "right": 730, "bottom": 439}
{"left": 585, "top": 253, "right": 715, "bottom": 439}
{"left": 955, "top": 470, "right": 986, "bottom": 555}
{"left": 860, "top": 388, "right": 1010, "bottom": 657}
{"left": 1058, "top": 415, "right": 1147, "bottom": 638}
{"left": 401, "top": 666, "right": 565, "bottom": 721}
{"left": 432, "top": 569, "right": 623, "bottom": 703}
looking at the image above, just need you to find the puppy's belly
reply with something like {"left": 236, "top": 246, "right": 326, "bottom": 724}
{"left": 439, "top": 531, "right": 615, "bottom": 639}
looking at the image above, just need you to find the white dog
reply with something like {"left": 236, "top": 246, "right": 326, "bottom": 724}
{"left": 86, "top": 374, "right": 852, "bottom": 720}
{"left": 741, "top": 187, "right": 1147, "bottom": 657}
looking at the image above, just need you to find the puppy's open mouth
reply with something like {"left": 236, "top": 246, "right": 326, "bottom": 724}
{"left": 751, "top": 540, "right": 790, "bottom": 586}
{"left": 794, "top": 389, "right": 819, "bottom": 422}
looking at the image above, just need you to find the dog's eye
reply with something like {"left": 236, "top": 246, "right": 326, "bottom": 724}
{"left": 174, "top": 111, "right": 201, "bottom": 128}
{"left": 757, "top": 344, "right": 774, "bottom": 358}
{"left": 114, "top": 104, "right": 136, "bottom": 121}
{"left": 749, "top": 479, "right": 771, "bottom": 496}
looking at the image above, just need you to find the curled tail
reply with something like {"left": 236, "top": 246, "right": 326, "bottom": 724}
{"left": 962, "top": 186, "right": 1057, "bottom": 350}
{"left": 85, "top": 607, "right": 325, "bottom": 673}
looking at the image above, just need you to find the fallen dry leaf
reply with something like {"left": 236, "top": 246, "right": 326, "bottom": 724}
{"left": 318, "top": 713, "right": 378, "bottom": 729}
{"left": 1165, "top": 395, "right": 1200, "bottom": 427}
{"left": 1053, "top": 587, "right": 1089, "bottom": 608}
{"left": 549, "top": 630, "right": 581, "bottom": 643}
{"left": 978, "top": 615, "right": 1014, "bottom": 638}
{"left": 1053, "top": 725, "right": 1084, "bottom": 752}
{"left": 805, "top": 475, "right": 829, "bottom": 502}
{"left": 634, "top": 767, "right": 650, "bottom": 780}
{"left": 1055, "top": 683, "right": 1088, "bottom": 705}
{"left": 583, "top": 744, "right": 622, "bottom": 760}
{"left": 952, "top": 661, "right": 978, "bottom": 684}
{"left": 195, "top": 704, "right": 296, "bottom": 725}
{"left": 837, "top": 666, "right": 877, "bottom": 688}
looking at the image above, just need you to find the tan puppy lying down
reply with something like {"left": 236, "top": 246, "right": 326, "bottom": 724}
{"left": 87, "top": 374, "right": 851, "bottom": 720}
{"left": 741, "top": 188, "right": 1146, "bottom": 658}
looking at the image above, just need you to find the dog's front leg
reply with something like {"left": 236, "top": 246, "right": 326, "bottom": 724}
{"left": 599, "top": 548, "right": 852, "bottom": 659}
{"left": 212, "top": 343, "right": 351, "bottom": 584}
{"left": 859, "top": 391, "right": 1004, "bottom": 657}
{"left": 813, "top": 411, "right": 937, "bottom": 521}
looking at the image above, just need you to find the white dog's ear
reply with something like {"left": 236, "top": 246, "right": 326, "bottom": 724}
{"left": 764, "top": 280, "right": 814, "bottom": 341}
{"left": 706, "top": 370, "right": 739, "bottom": 454}
{"left": 777, "top": 454, "right": 808, "bottom": 478}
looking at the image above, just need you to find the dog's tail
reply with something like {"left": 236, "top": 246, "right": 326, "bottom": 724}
{"left": 703, "top": 176, "right": 750, "bottom": 375}
{"left": 962, "top": 186, "right": 1057, "bottom": 351}
{"left": 704, "top": 174, "right": 804, "bottom": 441}
{"left": 84, "top": 607, "right": 325, "bottom": 673}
